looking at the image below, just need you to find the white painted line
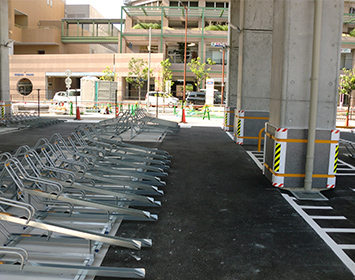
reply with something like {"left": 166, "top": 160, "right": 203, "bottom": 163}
{"left": 323, "top": 228, "right": 355, "bottom": 233}
{"left": 339, "top": 245, "right": 355, "bottom": 250}
{"left": 246, "top": 151, "right": 263, "bottom": 170}
{"left": 226, "top": 131, "right": 234, "bottom": 141}
{"left": 282, "top": 193, "right": 355, "bottom": 276}
{"left": 300, "top": 206, "right": 333, "bottom": 210}
{"left": 310, "top": 216, "right": 347, "bottom": 220}
{"left": 179, "top": 124, "right": 192, "bottom": 128}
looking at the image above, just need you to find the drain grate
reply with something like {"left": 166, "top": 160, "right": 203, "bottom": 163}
{"left": 291, "top": 191, "right": 328, "bottom": 201}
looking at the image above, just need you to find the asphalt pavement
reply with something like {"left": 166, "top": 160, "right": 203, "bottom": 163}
{"left": 0, "top": 113, "right": 354, "bottom": 280}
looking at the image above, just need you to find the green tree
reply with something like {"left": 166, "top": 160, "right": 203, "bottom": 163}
{"left": 188, "top": 57, "right": 215, "bottom": 91}
{"left": 339, "top": 68, "right": 355, "bottom": 125}
{"left": 100, "top": 66, "right": 117, "bottom": 81}
{"left": 155, "top": 59, "right": 174, "bottom": 93}
{"left": 125, "top": 58, "right": 152, "bottom": 101}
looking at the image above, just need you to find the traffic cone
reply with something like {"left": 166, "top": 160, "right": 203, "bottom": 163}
{"left": 75, "top": 106, "right": 81, "bottom": 120}
{"left": 181, "top": 108, "right": 187, "bottom": 123}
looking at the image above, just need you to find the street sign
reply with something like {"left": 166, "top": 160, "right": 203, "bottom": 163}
{"left": 206, "top": 78, "right": 214, "bottom": 105}
{"left": 211, "top": 42, "right": 227, "bottom": 48}
{"left": 65, "top": 77, "right": 72, "bottom": 87}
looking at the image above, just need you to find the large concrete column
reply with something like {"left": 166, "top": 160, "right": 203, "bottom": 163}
{"left": 224, "top": 1, "right": 240, "bottom": 132}
{"left": 0, "top": 0, "right": 11, "bottom": 115}
{"left": 264, "top": 0, "right": 343, "bottom": 190}
{"left": 234, "top": 0, "right": 273, "bottom": 144}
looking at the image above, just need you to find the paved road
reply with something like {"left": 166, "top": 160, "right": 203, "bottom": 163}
{"left": 0, "top": 116, "right": 354, "bottom": 279}
{"left": 96, "top": 126, "right": 354, "bottom": 280}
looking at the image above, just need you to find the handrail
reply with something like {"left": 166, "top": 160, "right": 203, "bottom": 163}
{"left": 0, "top": 246, "right": 28, "bottom": 270}
{"left": 336, "top": 125, "right": 355, "bottom": 129}
{"left": 0, "top": 197, "right": 36, "bottom": 224}
{"left": 257, "top": 127, "right": 266, "bottom": 152}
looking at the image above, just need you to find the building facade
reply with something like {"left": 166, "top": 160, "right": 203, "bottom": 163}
{"left": 119, "top": 0, "right": 229, "bottom": 97}
{"left": 6, "top": 0, "right": 355, "bottom": 104}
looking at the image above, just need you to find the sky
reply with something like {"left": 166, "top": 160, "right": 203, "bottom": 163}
{"left": 65, "top": 0, "right": 125, "bottom": 18}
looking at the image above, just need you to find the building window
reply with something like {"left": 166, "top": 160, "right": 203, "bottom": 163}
{"left": 170, "top": 1, "right": 198, "bottom": 7}
{"left": 340, "top": 52, "right": 353, "bottom": 70}
{"left": 169, "top": 20, "right": 198, "bottom": 29}
{"left": 206, "top": 1, "right": 229, "bottom": 8}
{"left": 139, "top": 45, "right": 158, "bottom": 53}
{"left": 37, "top": 50, "right": 45, "bottom": 54}
{"left": 167, "top": 43, "right": 198, "bottom": 64}
{"left": 14, "top": 10, "right": 28, "bottom": 27}
{"left": 206, "top": 44, "right": 227, "bottom": 65}
{"left": 17, "top": 78, "right": 33, "bottom": 96}
{"left": 350, "top": 7, "right": 355, "bottom": 14}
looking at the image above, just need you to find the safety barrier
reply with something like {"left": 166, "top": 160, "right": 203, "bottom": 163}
{"left": 224, "top": 106, "right": 235, "bottom": 132}
{"left": 263, "top": 124, "right": 339, "bottom": 189}
{"left": 234, "top": 110, "right": 269, "bottom": 145}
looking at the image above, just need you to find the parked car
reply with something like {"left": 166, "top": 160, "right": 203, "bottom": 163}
{"left": 186, "top": 90, "right": 225, "bottom": 106}
{"left": 52, "top": 89, "right": 81, "bottom": 104}
{"left": 145, "top": 91, "right": 179, "bottom": 107}
{"left": 186, "top": 91, "right": 206, "bottom": 106}
{"left": 51, "top": 89, "right": 82, "bottom": 114}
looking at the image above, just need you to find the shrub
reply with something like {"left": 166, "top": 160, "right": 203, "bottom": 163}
{"left": 133, "top": 23, "right": 161, "bottom": 29}
{"left": 204, "top": 25, "right": 220, "bottom": 31}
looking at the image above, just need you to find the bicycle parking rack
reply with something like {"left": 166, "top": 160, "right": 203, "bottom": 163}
{"left": 0, "top": 246, "right": 146, "bottom": 278}
{"left": 0, "top": 110, "right": 175, "bottom": 279}
{"left": 1, "top": 112, "right": 65, "bottom": 129}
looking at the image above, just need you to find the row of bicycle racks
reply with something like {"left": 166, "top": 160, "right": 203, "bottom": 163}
{"left": 0, "top": 113, "right": 179, "bottom": 279}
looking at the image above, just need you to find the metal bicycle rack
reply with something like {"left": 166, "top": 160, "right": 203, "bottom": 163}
{"left": 0, "top": 110, "right": 175, "bottom": 279}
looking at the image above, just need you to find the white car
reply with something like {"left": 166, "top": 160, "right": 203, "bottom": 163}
{"left": 53, "top": 89, "right": 81, "bottom": 104}
{"left": 145, "top": 91, "right": 179, "bottom": 107}
{"left": 51, "top": 89, "right": 82, "bottom": 114}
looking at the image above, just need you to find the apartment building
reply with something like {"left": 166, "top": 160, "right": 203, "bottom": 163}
{"left": 7, "top": 0, "right": 355, "bottom": 103}
{"left": 7, "top": 0, "right": 163, "bottom": 102}
{"left": 120, "top": 0, "right": 229, "bottom": 97}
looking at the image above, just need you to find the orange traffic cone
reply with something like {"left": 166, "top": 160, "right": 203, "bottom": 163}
{"left": 75, "top": 106, "right": 81, "bottom": 120}
{"left": 180, "top": 108, "right": 187, "bottom": 123}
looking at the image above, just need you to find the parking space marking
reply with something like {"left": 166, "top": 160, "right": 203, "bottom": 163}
{"left": 283, "top": 193, "right": 355, "bottom": 276}
{"left": 324, "top": 228, "right": 355, "bottom": 233}
{"left": 300, "top": 205, "right": 333, "bottom": 210}
{"left": 247, "top": 151, "right": 355, "bottom": 176}
{"left": 246, "top": 151, "right": 263, "bottom": 170}
{"left": 310, "top": 215, "right": 347, "bottom": 220}
{"left": 337, "top": 159, "right": 355, "bottom": 175}
{"left": 340, "top": 245, "right": 355, "bottom": 250}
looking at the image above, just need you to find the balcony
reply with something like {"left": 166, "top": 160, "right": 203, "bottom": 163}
{"left": 14, "top": 25, "right": 62, "bottom": 45}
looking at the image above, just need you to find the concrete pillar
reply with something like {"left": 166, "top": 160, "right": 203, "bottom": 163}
{"left": 264, "top": 0, "right": 343, "bottom": 190}
{"left": 234, "top": 0, "right": 273, "bottom": 144}
{"left": 0, "top": 0, "right": 11, "bottom": 115}
{"left": 224, "top": 1, "right": 240, "bottom": 132}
